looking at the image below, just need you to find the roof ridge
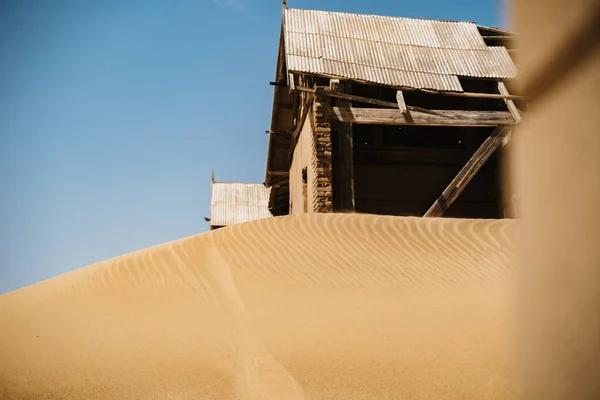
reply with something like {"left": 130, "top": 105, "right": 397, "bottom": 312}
{"left": 285, "top": 7, "right": 477, "bottom": 25}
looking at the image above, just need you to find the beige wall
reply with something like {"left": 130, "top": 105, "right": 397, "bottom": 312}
{"left": 511, "top": 0, "right": 600, "bottom": 397}
{"left": 289, "top": 112, "right": 314, "bottom": 214}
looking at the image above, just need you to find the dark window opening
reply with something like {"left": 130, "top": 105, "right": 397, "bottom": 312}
{"left": 353, "top": 125, "right": 495, "bottom": 150}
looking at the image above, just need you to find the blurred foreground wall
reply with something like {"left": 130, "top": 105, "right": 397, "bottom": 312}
{"left": 511, "top": 0, "right": 600, "bottom": 397}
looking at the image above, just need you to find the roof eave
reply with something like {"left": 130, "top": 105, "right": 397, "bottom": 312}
{"left": 476, "top": 24, "right": 517, "bottom": 36}
{"left": 266, "top": 18, "right": 288, "bottom": 186}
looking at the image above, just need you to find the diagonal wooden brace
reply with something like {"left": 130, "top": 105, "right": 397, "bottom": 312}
{"left": 424, "top": 126, "right": 513, "bottom": 217}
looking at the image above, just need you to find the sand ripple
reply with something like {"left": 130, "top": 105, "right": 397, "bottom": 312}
{"left": 0, "top": 214, "right": 516, "bottom": 399}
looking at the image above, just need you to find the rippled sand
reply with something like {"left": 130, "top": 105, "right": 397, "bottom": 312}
{"left": 0, "top": 213, "right": 517, "bottom": 399}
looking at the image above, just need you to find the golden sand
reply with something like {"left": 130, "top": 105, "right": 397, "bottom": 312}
{"left": 0, "top": 214, "right": 517, "bottom": 399}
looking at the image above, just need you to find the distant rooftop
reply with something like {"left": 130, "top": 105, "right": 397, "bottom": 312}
{"left": 283, "top": 8, "right": 517, "bottom": 92}
{"left": 210, "top": 181, "right": 272, "bottom": 228}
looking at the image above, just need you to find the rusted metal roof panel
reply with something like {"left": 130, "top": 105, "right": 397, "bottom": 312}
{"left": 284, "top": 8, "right": 518, "bottom": 91}
{"left": 210, "top": 183, "right": 272, "bottom": 227}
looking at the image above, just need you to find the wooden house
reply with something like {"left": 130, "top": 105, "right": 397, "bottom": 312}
{"left": 265, "top": 6, "right": 522, "bottom": 219}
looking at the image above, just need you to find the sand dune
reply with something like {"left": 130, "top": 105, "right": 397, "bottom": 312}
{"left": 0, "top": 213, "right": 517, "bottom": 399}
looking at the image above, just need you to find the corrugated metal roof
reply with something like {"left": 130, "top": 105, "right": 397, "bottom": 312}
{"left": 284, "top": 8, "right": 518, "bottom": 92}
{"left": 210, "top": 182, "right": 273, "bottom": 227}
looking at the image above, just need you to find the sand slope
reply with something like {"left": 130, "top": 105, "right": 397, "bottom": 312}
{"left": 0, "top": 213, "right": 517, "bottom": 399}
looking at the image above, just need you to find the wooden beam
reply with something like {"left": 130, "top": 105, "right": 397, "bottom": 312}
{"left": 332, "top": 106, "right": 515, "bottom": 126}
{"left": 296, "top": 85, "right": 397, "bottom": 107}
{"left": 266, "top": 130, "right": 291, "bottom": 146}
{"left": 296, "top": 85, "right": 522, "bottom": 117}
{"left": 296, "top": 87, "right": 500, "bottom": 119}
{"left": 396, "top": 90, "right": 408, "bottom": 114}
{"left": 416, "top": 88, "right": 522, "bottom": 100}
{"left": 498, "top": 81, "right": 522, "bottom": 123}
{"left": 265, "top": 130, "right": 291, "bottom": 135}
{"left": 295, "top": 83, "right": 523, "bottom": 101}
{"left": 481, "top": 35, "right": 517, "bottom": 39}
{"left": 330, "top": 79, "right": 355, "bottom": 212}
{"left": 269, "top": 171, "right": 289, "bottom": 176}
{"left": 423, "top": 126, "right": 512, "bottom": 218}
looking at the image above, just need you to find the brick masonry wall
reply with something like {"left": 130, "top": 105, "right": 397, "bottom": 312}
{"left": 310, "top": 89, "right": 333, "bottom": 212}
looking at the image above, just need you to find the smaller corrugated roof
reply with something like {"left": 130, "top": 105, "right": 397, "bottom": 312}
{"left": 210, "top": 182, "right": 273, "bottom": 227}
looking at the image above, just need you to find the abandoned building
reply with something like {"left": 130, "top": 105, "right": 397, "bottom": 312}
{"left": 265, "top": 6, "right": 522, "bottom": 219}
{"left": 207, "top": 172, "right": 272, "bottom": 230}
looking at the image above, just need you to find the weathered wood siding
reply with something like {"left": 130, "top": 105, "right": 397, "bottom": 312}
{"left": 289, "top": 109, "right": 313, "bottom": 214}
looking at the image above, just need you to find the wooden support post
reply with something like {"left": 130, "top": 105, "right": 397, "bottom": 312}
{"left": 496, "top": 81, "right": 520, "bottom": 214}
{"left": 330, "top": 79, "right": 355, "bottom": 212}
{"left": 424, "top": 126, "right": 513, "bottom": 218}
{"left": 396, "top": 90, "right": 408, "bottom": 114}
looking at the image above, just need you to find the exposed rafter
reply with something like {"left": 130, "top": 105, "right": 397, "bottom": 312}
{"left": 294, "top": 83, "right": 523, "bottom": 101}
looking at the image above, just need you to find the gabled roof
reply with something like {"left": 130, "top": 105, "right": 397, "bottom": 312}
{"left": 210, "top": 182, "right": 273, "bottom": 228}
{"left": 282, "top": 8, "right": 517, "bottom": 92}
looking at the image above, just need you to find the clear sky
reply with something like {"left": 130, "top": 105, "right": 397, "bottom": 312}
{"left": 0, "top": 0, "right": 506, "bottom": 294}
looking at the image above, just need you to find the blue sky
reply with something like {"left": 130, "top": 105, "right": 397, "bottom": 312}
{"left": 0, "top": 0, "right": 506, "bottom": 294}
